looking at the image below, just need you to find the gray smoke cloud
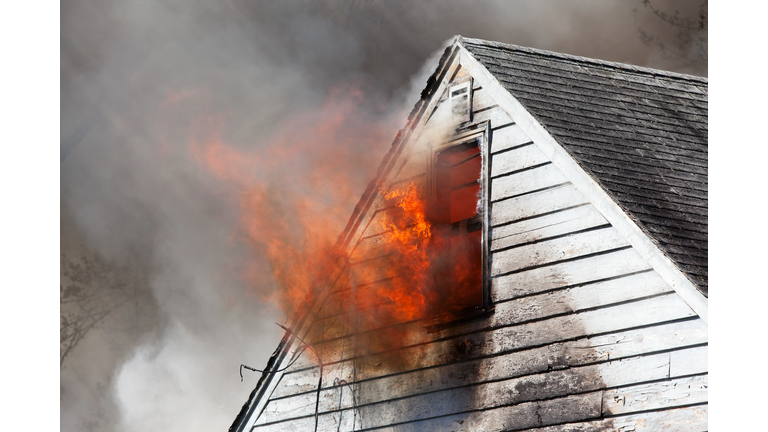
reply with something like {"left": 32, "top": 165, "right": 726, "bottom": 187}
{"left": 60, "top": 1, "right": 707, "bottom": 431}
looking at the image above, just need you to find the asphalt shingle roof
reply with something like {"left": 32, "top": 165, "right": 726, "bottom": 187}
{"left": 461, "top": 37, "right": 708, "bottom": 295}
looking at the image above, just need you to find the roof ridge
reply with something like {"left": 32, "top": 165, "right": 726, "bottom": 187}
{"left": 458, "top": 36, "right": 708, "bottom": 84}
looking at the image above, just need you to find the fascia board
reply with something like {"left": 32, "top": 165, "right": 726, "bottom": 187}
{"left": 456, "top": 43, "right": 708, "bottom": 323}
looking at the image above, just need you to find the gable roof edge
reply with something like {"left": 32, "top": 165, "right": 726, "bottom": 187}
{"left": 460, "top": 36, "right": 708, "bottom": 84}
{"left": 456, "top": 41, "right": 708, "bottom": 323}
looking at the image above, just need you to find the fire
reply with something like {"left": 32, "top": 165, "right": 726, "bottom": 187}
{"left": 377, "top": 183, "right": 432, "bottom": 322}
{"left": 183, "top": 83, "right": 481, "bottom": 367}
{"left": 187, "top": 84, "right": 399, "bottom": 317}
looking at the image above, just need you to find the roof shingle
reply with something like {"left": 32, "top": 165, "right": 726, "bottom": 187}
{"left": 461, "top": 37, "right": 708, "bottom": 295}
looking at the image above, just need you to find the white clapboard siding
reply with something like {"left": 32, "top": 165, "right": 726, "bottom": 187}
{"left": 671, "top": 344, "right": 708, "bottom": 377}
{"left": 287, "top": 292, "right": 696, "bottom": 371}
{"left": 258, "top": 346, "right": 705, "bottom": 426}
{"left": 252, "top": 416, "right": 314, "bottom": 432}
{"left": 492, "top": 247, "right": 651, "bottom": 301}
{"left": 491, "top": 183, "right": 588, "bottom": 226}
{"left": 426, "top": 293, "right": 696, "bottom": 360}
{"left": 491, "top": 204, "right": 608, "bottom": 251}
{"left": 603, "top": 374, "right": 708, "bottom": 416}
{"left": 291, "top": 287, "right": 694, "bottom": 371}
{"left": 273, "top": 319, "right": 707, "bottom": 400}
{"left": 472, "top": 87, "right": 498, "bottom": 111}
{"left": 307, "top": 392, "right": 602, "bottom": 432}
{"left": 303, "top": 400, "right": 709, "bottom": 432}
{"left": 393, "top": 392, "right": 602, "bottom": 432}
{"left": 491, "top": 142, "right": 550, "bottom": 177}
{"left": 277, "top": 329, "right": 707, "bottom": 414}
{"left": 490, "top": 123, "right": 533, "bottom": 153}
{"left": 491, "top": 163, "right": 568, "bottom": 201}
{"left": 348, "top": 347, "right": 703, "bottom": 417}
{"left": 473, "top": 106, "right": 512, "bottom": 128}
{"left": 491, "top": 227, "right": 630, "bottom": 276}
{"left": 267, "top": 355, "right": 707, "bottom": 431}
{"left": 491, "top": 271, "right": 672, "bottom": 324}
{"left": 522, "top": 405, "right": 708, "bottom": 432}
{"left": 312, "top": 269, "right": 673, "bottom": 344}
{"left": 276, "top": 303, "right": 707, "bottom": 410}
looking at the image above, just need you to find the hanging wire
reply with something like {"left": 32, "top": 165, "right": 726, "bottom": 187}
{"left": 239, "top": 344, "right": 308, "bottom": 381}
{"left": 334, "top": 378, "right": 359, "bottom": 432}
{"left": 240, "top": 322, "right": 351, "bottom": 432}
{"left": 273, "top": 323, "right": 324, "bottom": 432}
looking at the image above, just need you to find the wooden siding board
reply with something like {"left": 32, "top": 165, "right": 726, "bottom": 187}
{"left": 265, "top": 396, "right": 708, "bottom": 432}
{"left": 490, "top": 183, "right": 589, "bottom": 226}
{"left": 603, "top": 374, "right": 708, "bottom": 416}
{"left": 472, "top": 87, "right": 499, "bottom": 112}
{"left": 492, "top": 248, "right": 652, "bottom": 301}
{"left": 490, "top": 123, "right": 533, "bottom": 153}
{"left": 491, "top": 163, "right": 568, "bottom": 201}
{"left": 265, "top": 298, "right": 700, "bottom": 421}
{"left": 286, "top": 291, "right": 696, "bottom": 375}
{"left": 290, "top": 317, "right": 702, "bottom": 417}
{"left": 259, "top": 346, "right": 705, "bottom": 428}
{"left": 490, "top": 143, "right": 551, "bottom": 177}
{"left": 273, "top": 318, "right": 707, "bottom": 401}
{"left": 670, "top": 345, "right": 708, "bottom": 377}
{"left": 491, "top": 204, "right": 608, "bottom": 251}
{"left": 492, "top": 271, "right": 673, "bottom": 324}
{"left": 483, "top": 294, "right": 696, "bottom": 355}
{"left": 330, "top": 390, "right": 603, "bottom": 431}
{"left": 403, "top": 392, "right": 602, "bottom": 432}
{"left": 524, "top": 405, "right": 708, "bottom": 432}
{"left": 473, "top": 106, "right": 513, "bottom": 128}
{"left": 491, "top": 227, "right": 630, "bottom": 276}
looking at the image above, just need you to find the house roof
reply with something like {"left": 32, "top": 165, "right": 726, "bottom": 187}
{"left": 459, "top": 37, "right": 708, "bottom": 296}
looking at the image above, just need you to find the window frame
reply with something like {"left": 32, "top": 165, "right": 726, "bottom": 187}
{"left": 447, "top": 79, "right": 473, "bottom": 124}
{"left": 426, "top": 121, "right": 492, "bottom": 316}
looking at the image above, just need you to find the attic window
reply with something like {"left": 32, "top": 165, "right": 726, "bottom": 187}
{"left": 448, "top": 81, "right": 471, "bottom": 121}
{"left": 429, "top": 125, "right": 489, "bottom": 316}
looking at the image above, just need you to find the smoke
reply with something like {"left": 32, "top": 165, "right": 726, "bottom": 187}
{"left": 60, "top": 1, "right": 707, "bottom": 431}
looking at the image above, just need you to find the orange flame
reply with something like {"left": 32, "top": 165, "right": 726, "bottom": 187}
{"left": 188, "top": 85, "right": 399, "bottom": 318}
{"left": 377, "top": 183, "right": 432, "bottom": 322}
{"left": 182, "top": 84, "right": 482, "bottom": 367}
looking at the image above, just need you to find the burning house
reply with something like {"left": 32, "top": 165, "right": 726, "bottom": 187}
{"left": 229, "top": 37, "right": 708, "bottom": 431}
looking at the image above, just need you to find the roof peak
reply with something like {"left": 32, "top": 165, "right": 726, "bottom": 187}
{"left": 457, "top": 36, "right": 707, "bottom": 84}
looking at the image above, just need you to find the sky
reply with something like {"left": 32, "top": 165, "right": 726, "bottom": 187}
{"left": 12, "top": 0, "right": 761, "bottom": 431}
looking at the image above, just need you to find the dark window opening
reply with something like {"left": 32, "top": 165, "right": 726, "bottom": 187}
{"left": 430, "top": 139, "right": 484, "bottom": 313}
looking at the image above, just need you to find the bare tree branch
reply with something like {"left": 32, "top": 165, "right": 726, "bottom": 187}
{"left": 60, "top": 252, "right": 155, "bottom": 366}
{"left": 633, "top": 0, "right": 707, "bottom": 65}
